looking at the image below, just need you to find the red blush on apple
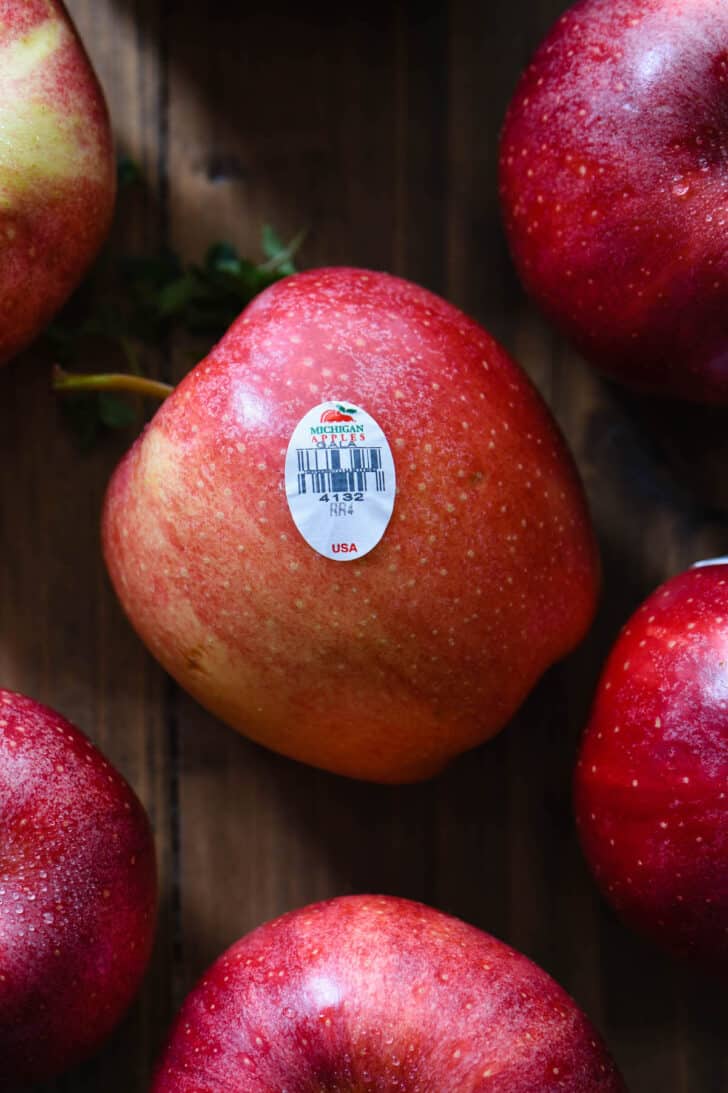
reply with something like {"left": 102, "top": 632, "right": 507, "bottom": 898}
{"left": 575, "top": 559, "right": 728, "bottom": 972}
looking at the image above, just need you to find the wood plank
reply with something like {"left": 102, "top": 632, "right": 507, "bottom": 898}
{"left": 164, "top": 0, "right": 421, "bottom": 983}
{"left": 446, "top": 3, "right": 728, "bottom": 1092}
{"left": 0, "top": 2, "right": 175, "bottom": 1089}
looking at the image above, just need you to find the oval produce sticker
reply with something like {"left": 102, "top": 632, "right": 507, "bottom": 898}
{"left": 285, "top": 401, "right": 397, "bottom": 561}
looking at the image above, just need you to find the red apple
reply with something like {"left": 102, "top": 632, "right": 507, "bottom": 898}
{"left": 0, "top": 689, "right": 157, "bottom": 1087}
{"left": 0, "top": 0, "right": 115, "bottom": 365}
{"left": 152, "top": 895, "right": 625, "bottom": 1092}
{"left": 499, "top": 0, "right": 728, "bottom": 403}
{"left": 574, "top": 559, "right": 728, "bottom": 971}
{"left": 102, "top": 267, "right": 599, "bottom": 783}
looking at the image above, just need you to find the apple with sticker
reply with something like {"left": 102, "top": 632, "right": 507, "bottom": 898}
{"left": 62, "top": 267, "right": 599, "bottom": 782}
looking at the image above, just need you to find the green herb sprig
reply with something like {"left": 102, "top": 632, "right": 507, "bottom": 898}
{"left": 48, "top": 159, "right": 305, "bottom": 449}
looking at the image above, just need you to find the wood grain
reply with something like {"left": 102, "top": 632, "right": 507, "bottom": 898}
{"left": 0, "top": 1, "right": 724, "bottom": 1090}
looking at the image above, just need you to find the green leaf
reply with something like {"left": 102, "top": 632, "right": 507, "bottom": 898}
{"left": 205, "top": 241, "right": 242, "bottom": 275}
{"left": 59, "top": 392, "right": 137, "bottom": 451}
{"left": 98, "top": 392, "right": 137, "bottom": 429}
{"left": 117, "top": 156, "right": 142, "bottom": 189}
{"left": 156, "top": 274, "right": 198, "bottom": 317}
{"left": 59, "top": 394, "right": 101, "bottom": 452}
{"left": 260, "top": 224, "right": 304, "bottom": 276}
{"left": 261, "top": 224, "right": 286, "bottom": 261}
{"left": 121, "top": 250, "right": 183, "bottom": 291}
{"left": 48, "top": 175, "right": 307, "bottom": 452}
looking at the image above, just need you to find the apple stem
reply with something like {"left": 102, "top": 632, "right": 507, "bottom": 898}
{"left": 52, "top": 365, "right": 174, "bottom": 401}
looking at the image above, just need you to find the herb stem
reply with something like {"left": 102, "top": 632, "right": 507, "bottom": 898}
{"left": 52, "top": 365, "right": 174, "bottom": 401}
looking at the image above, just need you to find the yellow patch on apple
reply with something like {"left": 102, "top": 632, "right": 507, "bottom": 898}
{"left": 0, "top": 101, "right": 103, "bottom": 201}
{"left": 0, "top": 18, "right": 64, "bottom": 83}
{"left": 0, "top": 18, "right": 105, "bottom": 204}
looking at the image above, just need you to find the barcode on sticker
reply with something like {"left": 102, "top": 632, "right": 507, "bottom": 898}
{"left": 295, "top": 447, "right": 386, "bottom": 494}
{"left": 285, "top": 400, "right": 396, "bottom": 561}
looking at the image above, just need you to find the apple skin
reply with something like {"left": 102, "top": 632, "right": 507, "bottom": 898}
{"left": 0, "top": 0, "right": 115, "bottom": 365}
{"left": 499, "top": 0, "right": 728, "bottom": 403}
{"left": 574, "top": 561, "right": 728, "bottom": 972}
{"left": 152, "top": 895, "right": 625, "bottom": 1092}
{"left": 102, "top": 267, "right": 599, "bottom": 783}
{"left": 0, "top": 689, "right": 157, "bottom": 1087}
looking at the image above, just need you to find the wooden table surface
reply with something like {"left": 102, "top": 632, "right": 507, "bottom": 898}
{"left": 1, "top": 1, "right": 726, "bottom": 1090}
